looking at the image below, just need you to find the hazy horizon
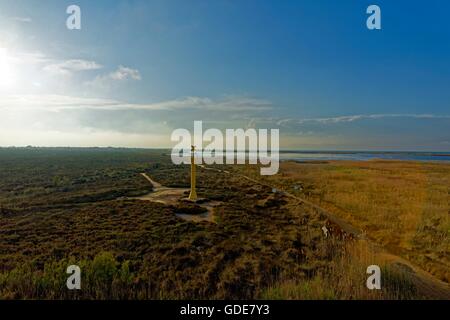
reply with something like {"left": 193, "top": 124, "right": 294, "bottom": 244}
{"left": 1, "top": 145, "right": 450, "bottom": 154}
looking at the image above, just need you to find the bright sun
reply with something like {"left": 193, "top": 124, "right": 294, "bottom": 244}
{"left": 0, "top": 48, "right": 16, "bottom": 88}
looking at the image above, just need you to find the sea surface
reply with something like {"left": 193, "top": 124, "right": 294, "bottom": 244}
{"left": 279, "top": 151, "right": 450, "bottom": 162}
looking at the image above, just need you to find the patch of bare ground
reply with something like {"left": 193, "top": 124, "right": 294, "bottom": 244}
{"left": 127, "top": 173, "right": 219, "bottom": 223}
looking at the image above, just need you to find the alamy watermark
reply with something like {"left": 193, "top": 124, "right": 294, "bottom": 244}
{"left": 366, "top": 265, "right": 381, "bottom": 290}
{"left": 171, "top": 121, "right": 279, "bottom": 175}
{"left": 66, "top": 265, "right": 81, "bottom": 290}
{"left": 65, "top": 4, "right": 380, "bottom": 32}
{"left": 66, "top": 5, "right": 81, "bottom": 30}
{"left": 367, "top": 5, "right": 381, "bottom": 30}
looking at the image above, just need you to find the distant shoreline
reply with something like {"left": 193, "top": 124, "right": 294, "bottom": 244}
{"left": 1, "top": 147, "right": 449, "bottom": 162}
{"left": 0, "top": 146, "right": 449, "bottom": 154}
{"left": 279, "top": 151, "right": 450, "bottom": 162}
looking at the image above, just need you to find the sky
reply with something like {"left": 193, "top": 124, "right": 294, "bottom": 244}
{"left": 0, "top": 0, "right": 449, "bottom": 150}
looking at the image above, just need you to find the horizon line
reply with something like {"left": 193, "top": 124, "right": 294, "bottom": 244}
{"left": 1, "top": 146, "right": 449, "bottom": 154}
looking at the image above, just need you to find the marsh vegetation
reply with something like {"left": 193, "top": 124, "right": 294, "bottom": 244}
{"left": 0, "top": 148, "right": 446, "bottom": 299}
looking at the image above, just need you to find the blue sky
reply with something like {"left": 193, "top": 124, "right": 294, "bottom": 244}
{"left": 0, "top": 0, "right": 449, "bottom": 150}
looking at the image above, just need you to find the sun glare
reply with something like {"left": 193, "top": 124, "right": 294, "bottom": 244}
{"left": 0, "top": 48, "right": 16, "bottom": 88}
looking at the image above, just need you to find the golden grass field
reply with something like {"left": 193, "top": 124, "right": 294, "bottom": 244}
{"left": 261, "top": 240, "right": 418, "bottom": 300}
{"left": 254, "top": 160, "right": 449, "bottom": 284}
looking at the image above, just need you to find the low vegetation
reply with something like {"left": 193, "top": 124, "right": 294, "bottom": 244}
{"left": 0, "top": 148, "right": 441, "bottom": 299}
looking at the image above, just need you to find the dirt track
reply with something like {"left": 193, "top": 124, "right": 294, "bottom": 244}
{"left": 140, "top": 173, "right": 163, "bottom": 189}
{"left": 131, "top": 173, "right": 216, "bottom": 223}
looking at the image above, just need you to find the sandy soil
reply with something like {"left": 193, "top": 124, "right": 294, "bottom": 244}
{"left": 130, "top": 173, "right": 218, "bottom": 223}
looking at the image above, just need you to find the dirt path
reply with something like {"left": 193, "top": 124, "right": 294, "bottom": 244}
{"left": 132, "top": 173, "right": 216, "bottom": 223}
{"left": 140, "top": 173, "right": 163, "bottom": 189}
{"left": 198, "top": 164, "right": 450, "bottom": 299}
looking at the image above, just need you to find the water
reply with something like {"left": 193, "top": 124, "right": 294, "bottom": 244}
{"left": 279, "top": 151, "right": 450, "bottom": 162}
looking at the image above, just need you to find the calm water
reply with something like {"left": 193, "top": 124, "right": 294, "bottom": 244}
{"left": 172, "top": 150, "right": 450, "bottom": 162}
{"left": 279, "top": 151, "right": 450, "bottom": 162}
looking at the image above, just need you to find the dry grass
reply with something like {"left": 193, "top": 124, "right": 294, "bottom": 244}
{"left": 254, "top": 160, "right": 449, "bottom": 283}
{"left": 260, "top": 241, "right": 419, "bottom": 300}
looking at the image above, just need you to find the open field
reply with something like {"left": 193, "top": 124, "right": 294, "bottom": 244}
{"left": 249, "top": 160, "right": 450, "bottom": 283}
{"left": 0, "top": 148, "right": 447, "bottom": 299}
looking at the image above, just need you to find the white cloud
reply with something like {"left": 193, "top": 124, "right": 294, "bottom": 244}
{"left": 86, "top": 65, "right": 141, "bottom": 87}
{"left": 110, "top": 66, "right": 141, "bottom": 80}
{"left": 0, "top": 94, "right": 117, "bottom": 110}
{"left": 275, "top": 114, "right": 450, "bottom": 126}
{"left": 135, "top": 96, "right": 271, "bottom": 111}
{"left": 0, "top": 46, "right": 101, "bottom": 79}
{"left": 11, "top": 17, "right": 32, "bottom": 23}
{"left": 43, "top": 59, "right": 103, "bottom": 76}
{"left": 0, "top": 94, "right": 272, "bottom": 112}
{"left": 1, "top": 48, "right": 49, "bottom": 66}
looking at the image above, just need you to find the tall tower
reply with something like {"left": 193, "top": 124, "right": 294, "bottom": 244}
{"left": 189, "top": 145, "right": 197, "bottom": 201}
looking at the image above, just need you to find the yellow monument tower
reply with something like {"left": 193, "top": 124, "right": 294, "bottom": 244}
{"left": 188, "top": 145, "right": 198, "bottom": 201}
